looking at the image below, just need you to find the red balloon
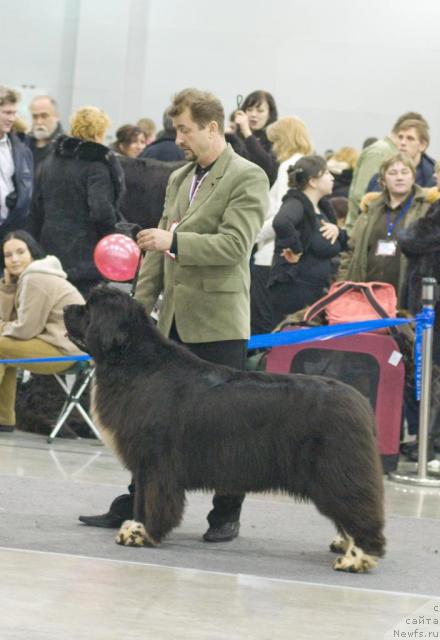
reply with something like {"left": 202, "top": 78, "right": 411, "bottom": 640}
{"left": 94, "top": 234, "right": 141, "bottom": 282}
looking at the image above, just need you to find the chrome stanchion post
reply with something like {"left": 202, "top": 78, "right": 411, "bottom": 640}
{"left": 417, "top": 278, "right": 435, "bottom": 479}
{"left": 389, "top": 277, "right": 440, "bottom": 487}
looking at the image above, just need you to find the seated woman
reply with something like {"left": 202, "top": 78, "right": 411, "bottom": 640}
{"left": 268, "top": 155, "right": 347, "bottom": 327}
{"left": 0, "top": 231, "right": 85, "bottom": 432}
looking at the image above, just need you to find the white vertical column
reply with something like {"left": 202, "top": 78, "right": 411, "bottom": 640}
{"left": 71, "top": 0, "right": 150, "bottom": 134}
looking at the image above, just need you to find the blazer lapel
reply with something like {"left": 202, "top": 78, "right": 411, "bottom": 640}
{"left": 175, "top": 170, "right": 194, "bottom": 220}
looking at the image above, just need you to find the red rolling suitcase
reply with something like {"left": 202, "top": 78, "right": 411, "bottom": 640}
{"left": 265, "top": 330, "right": 405, "bottom": 472}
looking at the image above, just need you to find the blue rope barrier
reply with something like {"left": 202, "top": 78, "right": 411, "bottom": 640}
{"left": 0, "top": 354, "right": 91, "bottom": 365}
{"left": 247, "top": 317, "right": 413, "bottom": 350}
{"left": 0, "top": 315, "right": 422, "bottom": 365}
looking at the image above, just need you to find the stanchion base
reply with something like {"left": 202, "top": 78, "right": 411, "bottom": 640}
{"left": 389, "top": 469, "right": 440, "bottom": 487}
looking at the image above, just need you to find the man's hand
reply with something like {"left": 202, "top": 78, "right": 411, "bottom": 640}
{"left": 137, "top": 229, "right": 173, "bottom": 252}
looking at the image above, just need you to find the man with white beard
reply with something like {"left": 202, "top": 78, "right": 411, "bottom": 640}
{"left": 28, "top": 96, "right": 63, "bottom": 179}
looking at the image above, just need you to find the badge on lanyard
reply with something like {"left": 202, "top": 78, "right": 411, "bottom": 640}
{"left": 375, "top": 194, "right": 414, "bottom": 258}
{"left": 375, "top": 239, "right": 397, "bottom": 256}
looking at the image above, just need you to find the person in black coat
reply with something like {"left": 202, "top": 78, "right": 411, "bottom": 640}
{"left": 268, "top": 155, "right": 347, "bottom": 326}
{"left": 28, "top": 96, "right": 64, "bottom": 182}
{"left": 118, "top": 155, "right": 185, "bottom": 229}
{"left": 233, "top": 90, "right": 279, "bottom": 186}
{"left": 399, "top": 200, "right": 440, "bottom": 352}
{"left": 397, "top": 201, "right": 440, "bottom": 454}
{"left": 141, "top": 107, "right": 185, "bottom": 162}
{"left": 27, "top": 106, "right": 124, "bottom": 296}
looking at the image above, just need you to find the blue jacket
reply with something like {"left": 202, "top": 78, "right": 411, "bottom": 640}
{"left": 366, "top": 152, "right": 436, "bottom": 193}
{"left": 0, "top": 133, "right": 33, "bottom": 238}
{"left": 141, "top": 132, "right": 185, "bottom": 162}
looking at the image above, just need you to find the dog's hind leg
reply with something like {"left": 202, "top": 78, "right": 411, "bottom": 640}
{"left": 332, "top": 534, "right": 378, "bottom": 573}
{"left": 309, "top": 477, "right": 386, "bottom": 573}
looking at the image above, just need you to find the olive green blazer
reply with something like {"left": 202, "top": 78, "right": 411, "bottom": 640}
{"left": 135, "top": 144, "right": 269, "bottom": 342}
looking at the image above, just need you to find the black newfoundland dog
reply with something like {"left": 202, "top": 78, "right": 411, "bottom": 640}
{"left": 64, "top": 286, "right": 386, "bottom": 572}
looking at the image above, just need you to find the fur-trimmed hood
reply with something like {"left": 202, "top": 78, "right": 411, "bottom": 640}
{"left": 54, "top": 135, "right": 125, "bottom": 202}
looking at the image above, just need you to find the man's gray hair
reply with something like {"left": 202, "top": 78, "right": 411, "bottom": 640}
{"left": 30, "top": 95, "right": 59, "bottom": 111}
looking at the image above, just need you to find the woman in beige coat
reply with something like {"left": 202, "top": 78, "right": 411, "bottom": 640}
{"left": 0, "top": 231, "right": 84, "bottom": 432}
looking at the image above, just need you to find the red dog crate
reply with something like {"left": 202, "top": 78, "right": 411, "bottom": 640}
{"left": 265, "top": 331, "right": 405, "bottom": 472}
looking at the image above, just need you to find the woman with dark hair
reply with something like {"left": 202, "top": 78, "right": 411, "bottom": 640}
{"left": 0, "top": 231, "right": 84, "bottom": 432}
{"left": 268, "top": 155, "right": 347, "bottom": 326}
{"left": 112, "top": 124, "right": 147, "bottom": 158}
{"left": 233, "top": 90, "right": 279, "bottom": 185}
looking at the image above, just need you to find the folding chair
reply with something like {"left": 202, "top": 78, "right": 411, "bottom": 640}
{"left": 46, "top": 360, "right": 101, "bottom": 443}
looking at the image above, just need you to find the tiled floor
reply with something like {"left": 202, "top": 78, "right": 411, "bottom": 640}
{"left": 1, "top": 431, "right": 439, "bottom": 640}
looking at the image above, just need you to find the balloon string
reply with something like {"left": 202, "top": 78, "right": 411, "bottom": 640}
{"left": 130, "top": 251, "right": 144, "bottom": 297}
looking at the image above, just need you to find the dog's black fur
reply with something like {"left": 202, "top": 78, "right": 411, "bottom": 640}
{"left": 64, "top": 286, "right": 386, "bottom": 571}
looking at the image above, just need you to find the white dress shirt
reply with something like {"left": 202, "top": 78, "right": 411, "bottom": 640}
{"left": 0, "top": 134, "right": 15, "bottom": 221}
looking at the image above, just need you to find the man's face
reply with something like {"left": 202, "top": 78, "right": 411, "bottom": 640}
{"left": 396, "top": 127, "right": 426, "bottom": 162}
{"left": 0, "top": 102, "right": 18, "bottom": 137}
{"left": 384, "top": 161, "right": 415, "bottom": 197}
{"left": 30, "top": 98, "right": 59, "bottom": 140}
{"left": 173, "top": 109, "right": 213, "bottom": 162}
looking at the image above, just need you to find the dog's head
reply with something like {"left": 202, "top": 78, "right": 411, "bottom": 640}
{"left": 64, "top": 285, "right": 150, "bottom": 362}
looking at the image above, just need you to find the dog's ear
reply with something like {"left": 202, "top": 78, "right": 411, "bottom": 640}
{"left": 85, "top": 305, "right": 131, "bottom": 358}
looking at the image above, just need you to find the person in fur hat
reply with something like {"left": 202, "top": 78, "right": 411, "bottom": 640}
{"left": 27, "top": 106, "right": 125, "bottom": 296}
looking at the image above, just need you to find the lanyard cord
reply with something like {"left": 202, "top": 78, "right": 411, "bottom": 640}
{"left": 189, "top": 170, "right": 209, "bottom": 204}
{"left": 385, "top": 195, "right": 414, "bottom": 237}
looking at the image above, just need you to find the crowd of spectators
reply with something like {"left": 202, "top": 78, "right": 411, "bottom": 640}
{"left": 1, "top": 82, "right": 440, "bottom": 460}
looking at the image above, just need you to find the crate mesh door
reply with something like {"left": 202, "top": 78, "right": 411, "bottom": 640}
{"left": 289, "top": 349, "right": 380, "bottom": 408}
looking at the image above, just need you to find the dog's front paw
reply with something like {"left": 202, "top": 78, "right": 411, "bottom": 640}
{"left": 115, "top": 520, "right": 157, "bottom": 547}
{"left": 333, "top": 547, "right": 377, "bottom": 573}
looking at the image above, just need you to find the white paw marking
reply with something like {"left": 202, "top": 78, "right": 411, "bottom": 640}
{"left": 332, "top": 535, "right": 378, "bottom": 573}
{"left": 115, "top": 520, "right": 155, "bottom": 547}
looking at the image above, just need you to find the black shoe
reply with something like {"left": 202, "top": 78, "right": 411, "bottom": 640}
{"left": 79, "top": 493, "right": 134, "bottom": 528}
{"left": 203, "top": 521, "right": 240, "bottom": 542}
{"left": 79, "top": 511, "right": 126, "bottom": 528}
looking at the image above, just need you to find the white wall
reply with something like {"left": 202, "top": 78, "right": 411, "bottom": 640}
{"left": 1, "top": 0, "right": 439, "bottom": 155}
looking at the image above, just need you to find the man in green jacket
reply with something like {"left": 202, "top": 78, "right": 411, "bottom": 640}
{"left": 346, "top": 112, "right": 430, "bottom": 233}
{"left": 80, "top": 88, "right": 269, "bottom": 542}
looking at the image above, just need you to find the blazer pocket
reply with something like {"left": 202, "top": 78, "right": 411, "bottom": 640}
{"left": 202, "top": 276, "right": 242, "bottom": 292}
